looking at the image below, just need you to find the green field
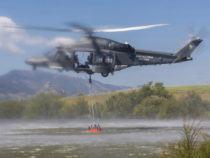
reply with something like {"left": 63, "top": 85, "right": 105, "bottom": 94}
{"left": 166, "top": 85, "right": 210, "bottom": 101}
{"left": 167, "top": 85, "right": 210, "bottom": 93}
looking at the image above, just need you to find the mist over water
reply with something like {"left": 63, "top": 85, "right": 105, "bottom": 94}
{"left": 0, "top": 119, "right": 209, "bottom": 148}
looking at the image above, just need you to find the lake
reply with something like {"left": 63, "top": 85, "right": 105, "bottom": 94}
{"left": 0, "top": 119, "right": 209, "bottom": 158}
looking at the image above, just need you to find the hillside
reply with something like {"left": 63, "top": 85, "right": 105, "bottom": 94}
{"left": 1, "top": 82, "right": 209, "bottom": 119}
{"left": 166, "top": 85, "right": 210, "bottom": 94}
{"left": 1, "top": 69, "right": 210, "bottom": 103}
{"left": 166, "top": 85, "right": 210, "bottom": 101}
{"left": 63, "top": 84, "right": 210, "bottom": 105}
{"left": 0, "top": 70, "right": 128, "bottom": 100}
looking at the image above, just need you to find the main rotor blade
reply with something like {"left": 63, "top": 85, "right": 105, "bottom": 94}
{"left": 94, "top": 24, "right": 168, "bottom": 33}
{"left": 0, "top": 23, "right": 168, "bottom": 33}
{"left": 0, "top": 25, "right": 73, "bottom": 32}
{"left": 67, "top": 23, "right": 101, "bottom": 54}
{"left": 69, "top": 23, "right": 93, "bottom": 34}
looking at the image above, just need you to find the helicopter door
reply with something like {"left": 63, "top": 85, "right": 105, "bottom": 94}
{"left": 105, "top": 56, "right": 112, "bottom": 64}
{"left": 95, "top": 55, "right": 103, "bottom": 64}
{"left": 105, "top": 55, "right": 115, "bottom": 72}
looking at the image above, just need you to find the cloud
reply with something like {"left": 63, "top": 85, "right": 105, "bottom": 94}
{"left": 0, "top": 16, "right": 75, "bottom": 54}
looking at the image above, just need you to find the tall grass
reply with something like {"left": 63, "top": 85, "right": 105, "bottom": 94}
{"left": 159, "top": 121, "right": 210, "bottom": 158}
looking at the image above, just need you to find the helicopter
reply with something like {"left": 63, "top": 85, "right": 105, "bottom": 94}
{"left": 14, "top": 23, "right": 202, "bottom": 83}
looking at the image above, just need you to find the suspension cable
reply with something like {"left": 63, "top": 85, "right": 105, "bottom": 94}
{"left": 89, "top": 81, "right": 95, "bottom": 124}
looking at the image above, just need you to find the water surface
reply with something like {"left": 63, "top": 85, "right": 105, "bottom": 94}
{"left": 0, "top": 119, "right": 209, "bottom": 158}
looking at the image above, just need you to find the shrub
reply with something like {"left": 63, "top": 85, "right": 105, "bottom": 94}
{"left": 160, "top": 122, "right": 210, "bottom": 158}
{"left": 0, "top": 100, "right": 25, "bottom": 118}
{"left": 60, "top": 95, "right": 89, "bottom": 118}
{"left": 24, "top": 93, "right": 63, "bottom": 118}
{"left": 178, "top": 91, "right": 209, "bottom": 118}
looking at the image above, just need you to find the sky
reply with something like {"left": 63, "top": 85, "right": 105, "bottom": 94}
{"left": 0, "top": 0, "right": 210, "bottom": 87}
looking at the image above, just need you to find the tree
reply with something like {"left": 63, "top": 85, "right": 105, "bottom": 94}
{"left": 133, "top": 96, "right": 166, "bottom": 118}
{"left": 178, "top": 91, "right": 208, "bottom": 118}
{"left": 0, "top": 100, "right": 25, "bottom": 118}
{"left": 24, "top": 93, "right": 63, "bottom": 118}
{"left": 60, "top": 95, "right": 89, "bottom": 118}
{"left": 105, "top": 92, "right": 135, "bottom": 117}
{"left": 153, "top": 82, "right": 171, "bottom": 99}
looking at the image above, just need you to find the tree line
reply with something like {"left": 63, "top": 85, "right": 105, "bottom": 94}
{"left": 0, "top": 82, "right": 210, "bottom": 119}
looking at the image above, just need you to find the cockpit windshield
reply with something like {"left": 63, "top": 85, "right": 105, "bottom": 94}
{"left": 108, "top": 41, "right": 132, "bottom": 51}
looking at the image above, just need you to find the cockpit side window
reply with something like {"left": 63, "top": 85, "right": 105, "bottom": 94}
{"left": 108, "top": 42, "right": 122, "bottom": 49}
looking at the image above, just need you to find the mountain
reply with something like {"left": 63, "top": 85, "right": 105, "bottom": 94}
{"left": 0, "top": 70, "right": 129, "bottom": 100}
{"left": 36, "top": 82, "right": 66, "bottom": 95}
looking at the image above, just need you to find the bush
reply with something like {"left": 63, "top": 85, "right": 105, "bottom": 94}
{"left": 104, "top": 82, "right": 210, "bottom": 119}
{"left": 133, "top": 96, "right": 166, "bottom": 118}
{"left": 197, "top": 139, "right": 210, "bottom": 158}
{"left": 24, "top": 93, "right": 63, "bottom": 118}
{"left": 60, "top": 95, "right": 89, "bottom": 118}
{"left": 105, "top": 92, "right": 135, "bottom": 117}
{"left": 0, "top": 100, "right": 25, "bottom": 118}
{"left": 178, "top": 91, "right": 209, "bottom": 118}
{"left": 160, "top": 122, "right": 210, "bottom": 158}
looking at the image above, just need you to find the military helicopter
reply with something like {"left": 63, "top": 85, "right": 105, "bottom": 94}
{"left": 18, "top": 23, "right": 202, "bottom": 83}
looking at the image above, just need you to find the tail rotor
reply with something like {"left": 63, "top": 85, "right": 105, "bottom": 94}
{"left": 184, "top": 26, "right": 208, "bottom": 54}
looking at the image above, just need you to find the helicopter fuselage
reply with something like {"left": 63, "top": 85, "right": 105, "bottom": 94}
{"left": 25, "top": 36, "right": 202, "bottom": 77}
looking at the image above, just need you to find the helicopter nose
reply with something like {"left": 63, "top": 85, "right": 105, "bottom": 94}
{"left": 25, "top": 58, "right": 32, "bottom": 65}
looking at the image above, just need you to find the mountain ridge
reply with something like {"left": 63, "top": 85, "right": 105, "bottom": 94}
{"left": 0, "top": 70, "right": 129, "bottom": 100}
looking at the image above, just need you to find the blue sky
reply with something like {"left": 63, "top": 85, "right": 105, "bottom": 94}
{"left": 0, "top": 0, "right": 210, "bottom": 87}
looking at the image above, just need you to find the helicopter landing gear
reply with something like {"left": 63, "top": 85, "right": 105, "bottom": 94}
{"left": 101, "top": 72, "right": 109, "bottom": 77}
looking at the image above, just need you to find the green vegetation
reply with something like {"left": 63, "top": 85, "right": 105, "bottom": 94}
{"left": 0, "top": 100, "right": 25, "bottom": 118}
{"left": 0, "top": 82, "right": 210, "bottom": 119}
{"left": 166, "top": 84, "right": 210, "bottom": 94}
{"left": 166, "top": 85, "right": 210, "bottom": 102}
{"left": 160, "top": 122, "right": 210, "bottom": 158}
{"left": 60, "top": 93, "right": 89, "bottom": 118}
{"left": 100, "top": 82, "right": 210, "bottom": 118}
{"left": 24, "top": 93, "right": 63, "bottom": 119}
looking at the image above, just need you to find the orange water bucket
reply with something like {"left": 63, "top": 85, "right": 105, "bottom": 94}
{"left": 88, "top": 128, "right": 101, "bottom": 133}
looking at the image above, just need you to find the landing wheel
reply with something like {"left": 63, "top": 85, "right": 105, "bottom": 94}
{"left": 101, "top": 72, "right": 109, "bottom": 77}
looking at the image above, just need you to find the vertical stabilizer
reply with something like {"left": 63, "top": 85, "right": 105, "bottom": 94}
{"left": 174, "top": 37, "right": 202, "bottom": 62}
